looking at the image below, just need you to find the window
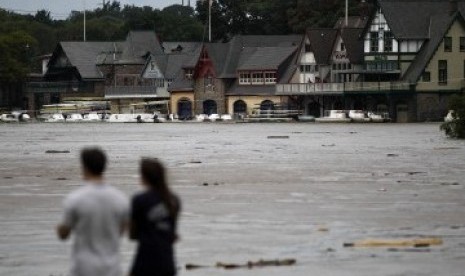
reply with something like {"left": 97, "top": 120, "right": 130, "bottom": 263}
{"left": 340, "top": 43, "right": 345, "bottom": 51}
{"left": 167, "top": 79, "right": 173, "bottom": 87}
{"left": 185, "top": 69, "right": 194, "bottom": 79}
{"left": 384, "top": 32, "right": 394, "bottom": 52}
{"left": 460, "top": 37, "right": 465, "bottom": 52}
{"left": 251, "top": 72, "right": 263, "bottom": 84}
{"left": 332, "top": 64, "right": 336, "bottom": 70}
{"left": 205, "top": 75, "right": 214, "bottom": 87}
{"left": 370, "top": 32, "right": 379, "bottom": 52}
{"left": 422, "top": 71, "right": 431, "bottom": 82}
{"left": 239, "top": 72, "right": 250, "bottom": 84}
{"left": 305, "top": 44, "right": 311, "bottom": 52}
{"left": 154, "top": 78, "right": 165, "bottom": 88}
{"left": 264, "top": 72, "right": 277, "bottom": 84}
{"left": 444, "top": 37, "right": 452, "bottom": 52}
{"left": 438, "top": 60, "right": 448, "bottom": 85}
{"left": 463, "top": 60, "right": 465, "bottom": 78}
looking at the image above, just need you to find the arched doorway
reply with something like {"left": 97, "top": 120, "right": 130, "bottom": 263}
{"left": 260, "top": 100, "right": 274, "bottom": 111}
{"left": 178, "top": 98, "right": 192, "bottom": 120}
{"left": 307, "top": 102, "right": 321, "bottom": 117}
{"left": 233, "top": 100, "right": 247, "bottom": 115}
{"left": 203, "top": 100, "right": 217, "bottom": 115}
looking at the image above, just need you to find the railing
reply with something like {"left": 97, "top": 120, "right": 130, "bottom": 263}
{"left": 344, "top": 82, "right": 411, "bottom": 92}
{"left": 276, "top": 82, "right": 411, "bottom": 95}
{"left": 276, "top": 83, "right": 344, "bottom": 95}
{"left": 104, "top": 86, "right": 158, "bottom": 99}
{"left": 26, "top": 81, "right": 82, "bottom": 94}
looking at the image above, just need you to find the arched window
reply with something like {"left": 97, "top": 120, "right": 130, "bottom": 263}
{"left": 260, "top": 100, "right": 274, "bottom": 111}
{"left": 233, "top": 100, "right": 247, "bottom": 114}
{"left": 203, "top": 100, "right": 217, "bottom": 115}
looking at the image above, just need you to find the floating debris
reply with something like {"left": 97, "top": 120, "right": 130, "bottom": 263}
{"left": 267, "top": 136, "right": 290, "bottom": 139}
{"left": 54, "top": 177, "right": 68, "bottom": 181}
{"left": 45, "top": 150, "right": 70, "bottom": 154}
{"left": 386, "top": 154, "right": 399, "bottom": 157}
{"left": 322, "top": 144, "right": 336, "bottom": 147}
{"left": 3, "top": 176, "right": 13, "bottom": 179}
{"left": 217, "top": 259, "right": 296, "bottom": 270}
{"left": 441, "top": 182, "right": 460, "bottom": 186}
{"left": 189, "top": 160, "right": 202, "bottom": 164}
{"left": 343, "top": 237, "right": 443, "bottom": 248}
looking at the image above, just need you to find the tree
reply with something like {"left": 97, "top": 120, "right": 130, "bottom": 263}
{"left": 440, "top": 94, "right": 465, "bottom": 139}
{"left": 0, "top": 31, "right": 37, "bottom": 82}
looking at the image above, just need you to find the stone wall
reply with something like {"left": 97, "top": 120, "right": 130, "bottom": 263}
{"left": 193, "top": 78, "right": 226, "bottom": 115}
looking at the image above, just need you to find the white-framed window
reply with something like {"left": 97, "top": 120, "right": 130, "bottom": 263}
{"left": 251, "top": 72, "right": 263, "bottom": 85}
{"left": 239, "top": 72, "right": 251, "bottom": 84}
{"left": 167, "top": 79, "right": 173, "bottom": 87}
{"left": 185, "top": 69, "right": 194, "bottom": 79}
{"left": 264, "top": 72, "right": 277, "bottom": 84}
{"left": 154, "top": 78, "right": 165, "bottom": 88}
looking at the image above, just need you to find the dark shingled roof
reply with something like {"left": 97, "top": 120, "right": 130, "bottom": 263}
{"left": 51, "top": 31, "right": 165, "bottom": 80}
{"left": 334, "top": 16, "right": 369, "bottom": 29}
{"left": 306, "top": 29, "right": 339, "bottom": 64}
{"left": 59, "top": 42, "right": 113, "bottom": 79}
{"left": 237, "top": 47, "right": 297, "bottom": 71}
{"left": 403, "top": 11, "right": 464, "bottom": 83}
{"left": 378, "top": 0, "right": 465, "bottom": 39}
{"left": 339, "top": 28, "right": 365, "bottom": 64}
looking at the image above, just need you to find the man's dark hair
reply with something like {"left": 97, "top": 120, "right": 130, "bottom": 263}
{"left": 81, "top": 147, "right": 107, "bottom": 176}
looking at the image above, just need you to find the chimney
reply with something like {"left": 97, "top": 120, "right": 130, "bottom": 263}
{"left": 450, "top": 0, "right": 458, "bottom": 15}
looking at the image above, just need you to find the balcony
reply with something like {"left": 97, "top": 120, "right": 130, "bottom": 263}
{"left": 105, "top": 86, "right": 158, "bottom": 99}
{"left": 26, "top": 81, "right": 82, "bottom": 94}
{"left": 276, "top": 83, "right": 344, "bottom": 95}
{"left": 276, "top": 82, "right": 411, "bottom": 95}
{"left": 343, "top": 82, "right": 411, "bottom": 93}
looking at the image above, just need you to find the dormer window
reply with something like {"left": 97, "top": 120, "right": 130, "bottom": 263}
{"left": 185, "top": 69, "right": 194, "bottom": 80}
{"left": 340, "top": 43, "right": 345, "bottom": 51}
{"left": 251, "top": 72, "right": 263, "bottom": 85}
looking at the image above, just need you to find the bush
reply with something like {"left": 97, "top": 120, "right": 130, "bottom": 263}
{"left": 440, "top": 94, "right": 465, "bottom": 138}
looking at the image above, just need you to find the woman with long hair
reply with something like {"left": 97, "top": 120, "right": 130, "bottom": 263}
{"left": 130, "top": 158, "right": 181, "bottom": 276}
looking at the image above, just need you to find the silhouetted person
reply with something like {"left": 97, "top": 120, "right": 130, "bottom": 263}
{"left": 57, "top": 147, "right": 129, "bottom": 276}
{"left": 130, "top": 158, "right": 181, "bottom": 276}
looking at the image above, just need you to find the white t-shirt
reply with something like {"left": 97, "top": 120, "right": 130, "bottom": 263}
{"left": 61, "top": 182, "right": 129, "bottom": 276}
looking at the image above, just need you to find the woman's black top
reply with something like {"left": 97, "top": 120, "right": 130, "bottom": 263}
{"left": 130, "top": 191, "right": 180, "bottom": 276}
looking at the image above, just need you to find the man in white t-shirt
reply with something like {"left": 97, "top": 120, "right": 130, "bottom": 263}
{"left": 57, "top": 147, "right": 129, "bottom": 276}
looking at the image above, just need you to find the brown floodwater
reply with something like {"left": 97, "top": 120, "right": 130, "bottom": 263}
{"left": 0, "top": 122, "right": 464, "bottom": 275}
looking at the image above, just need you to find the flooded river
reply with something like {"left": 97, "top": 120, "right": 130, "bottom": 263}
{"left": 1, "top": 122, "right": 465, "bottom": 275}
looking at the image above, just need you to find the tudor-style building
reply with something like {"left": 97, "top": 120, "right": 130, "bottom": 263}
{"left": 278, "top": 0, "right": 465, "bottom": 122}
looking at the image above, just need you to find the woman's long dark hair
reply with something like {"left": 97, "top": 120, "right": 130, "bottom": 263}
{"left": 140, "top": 158, "right": 179, "bottom": 218}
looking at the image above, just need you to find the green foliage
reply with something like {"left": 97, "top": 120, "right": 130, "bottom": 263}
{"left": 0, "top": 31, "right": 37, "bottom": 82}
{"left": 440, "top": 94, "right": 465, "bottom": 139}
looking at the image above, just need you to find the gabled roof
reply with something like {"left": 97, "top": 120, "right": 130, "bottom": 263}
{"left": 339, "top": 28, "right": 365, "bottom": 64}
{"left": 59, "top": 42, "right": 114, "bottom": 79}
{"left": 121, "top": 31, "right": 164, "bottom": 62}
{"left": 218, "top": 35, "right": 302, "bottom": 78}
{"left": 403, "top": 11, "right": 464, "bottom": 83}
{"left": 48, "top": 31, "right": 165, "bottom": 80}
{"left": 377, "top": 0, "right": 465, "bottom": 39}
{"left": 306, "top": 29, "right": 339, "bottom": 64}
{"left": 334, "top": 16, "right": 369, "bottom": 29}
